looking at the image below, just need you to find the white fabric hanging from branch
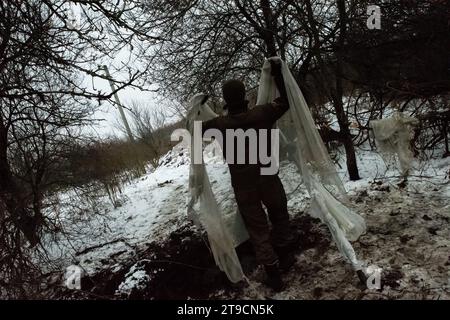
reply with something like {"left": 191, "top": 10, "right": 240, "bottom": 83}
{"left": 370, "top": 112, "right": 419, "bottom": 176}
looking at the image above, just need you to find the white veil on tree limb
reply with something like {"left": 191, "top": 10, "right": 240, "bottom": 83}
{"left": 370, "top": 112, "right": 419, "bottom": 176}
{"left": 257, "top": 57, "right": 366, "bottom": 271}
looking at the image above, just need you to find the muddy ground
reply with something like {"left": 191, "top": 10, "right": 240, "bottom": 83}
{"left": 50, "top": 178, "right": 450, "bottom": 300}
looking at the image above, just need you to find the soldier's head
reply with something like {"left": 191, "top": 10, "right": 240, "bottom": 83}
{"left": 222, "top": 79, "right": 248, "bottom": 114}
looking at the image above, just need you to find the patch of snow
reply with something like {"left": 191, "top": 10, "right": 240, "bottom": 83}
{"left": 115, "top": 263, "right": 151, "bottom": 298}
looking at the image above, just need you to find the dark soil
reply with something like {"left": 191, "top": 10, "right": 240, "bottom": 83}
{"left": 137, "top": 214, "right": 329, "bottom": 299}
{"left": 50, "top": 214, "right": 330, "bottom": 300}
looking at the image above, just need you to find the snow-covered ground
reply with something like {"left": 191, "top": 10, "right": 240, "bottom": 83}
{"left": 234, "top": 150, "right": 450, "bottom": 300}
{"left": 40, "top": 143, "right": 450, "bottom": 300}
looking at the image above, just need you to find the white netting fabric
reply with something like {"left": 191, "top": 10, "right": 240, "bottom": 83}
{"left": 186, "top": 94, "right": 246, "bottom": 283}
{"left": 370, "top": 113, "right": 419, "bottom": 176}
{"left": 257, "top": 57, "right": 366, "bottom": 270}
{"left": 186, "top": 57, "right": 368, "bottom": 282}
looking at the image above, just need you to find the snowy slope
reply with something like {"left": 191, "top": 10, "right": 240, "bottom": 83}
{"left": 40, "top": 143, "right": 450, "bottom": 299}
{"left": 40, "top": 147, "right": 237, "bottom": 277}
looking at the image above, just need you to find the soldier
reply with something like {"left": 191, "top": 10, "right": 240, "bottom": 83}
{"left": 202, "top": 60, "right": 297, "bottom": 291}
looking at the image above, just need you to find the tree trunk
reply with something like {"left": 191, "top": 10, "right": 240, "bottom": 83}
{"left": 0, "top": 118, "right": 39, "bottom": 245}
{"left": 303, "top": 0, "right": 360, "bottom": 180}
{"left": 335, "top": 0, "right": 360, "bottom": 180}
{"left": 260, "top": 0, "right": 278, "bottom": 57}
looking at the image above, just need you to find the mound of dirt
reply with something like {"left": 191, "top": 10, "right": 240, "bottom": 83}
{"left": 50, "top": 213, "right": 328, "bottom": 300}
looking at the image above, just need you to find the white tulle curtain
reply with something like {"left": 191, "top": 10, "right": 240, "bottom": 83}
{"left": 257, "top": 57, "right": 366, "bottom": 270}
{"left": 186, "top": 58, "right": 368, "bottom": 284}
{"left": 186, "top": 94, "right": 246, "bottom": 283}
{"left": 370, "top": 113, "right": 419, "bottom": 176}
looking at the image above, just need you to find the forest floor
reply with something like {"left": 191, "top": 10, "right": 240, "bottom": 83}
{"left": 42, "top": 147, "right": 450, "bottom": 300}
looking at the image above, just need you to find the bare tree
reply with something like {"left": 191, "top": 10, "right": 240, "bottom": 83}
{"left": 139, "top": 0, "right": 362, "bottom": 177}
{"left": 141, "top": 0, "right": 448, "bottom": 180}
{"left": 129, "top": 100, "right": 167, "bottom": 167}
{"left": 0, "top": 0, "right": 158, "bottom": 297}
